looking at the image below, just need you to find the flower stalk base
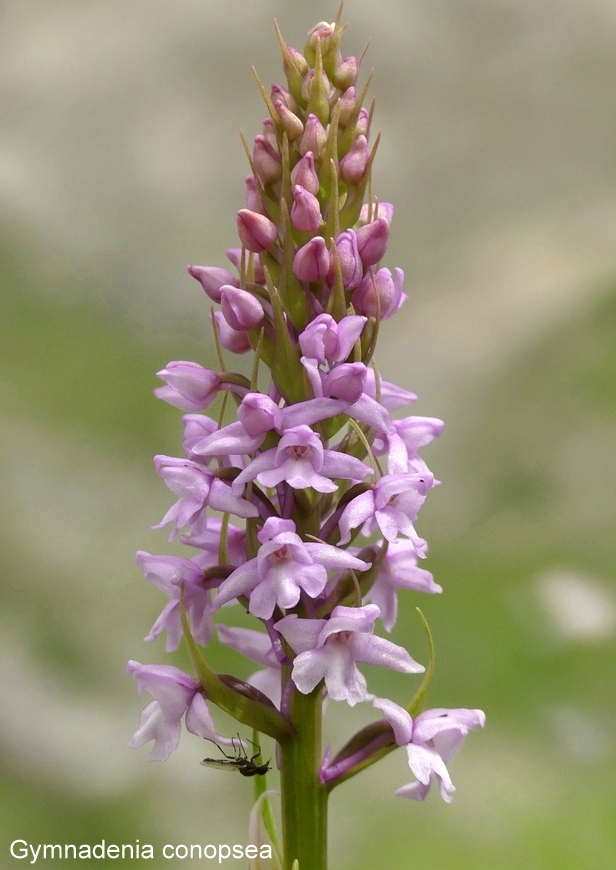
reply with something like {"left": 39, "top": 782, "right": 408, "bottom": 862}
{"left": 279, "top": 680, "right": 328, "bottom": 870}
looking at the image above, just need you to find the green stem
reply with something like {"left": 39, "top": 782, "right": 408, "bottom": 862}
{"left": 279, "top": 679, "right": 328, "bottom": 870}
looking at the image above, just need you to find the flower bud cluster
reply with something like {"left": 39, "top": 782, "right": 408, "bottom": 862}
{"left": 128, "top": 15, "right": 483, "bottom": 810}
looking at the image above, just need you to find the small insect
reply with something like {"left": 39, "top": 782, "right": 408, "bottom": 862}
{"left": 200, "top": 735, "right": 271, "bottom": 777}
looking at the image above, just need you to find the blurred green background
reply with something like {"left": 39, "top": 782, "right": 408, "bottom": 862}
{"left": 1, "top": 1, "right": 615, "bottom": 867}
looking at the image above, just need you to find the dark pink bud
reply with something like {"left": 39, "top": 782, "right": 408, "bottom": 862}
{"left": 331, "top": 55, "right": 358, "bottom": 90}
{"left": 226, "top": 247, "right": 266, "bottom": 285}
{"left": 252, "top": 135, "right": 281, "bottom": 184}
{"left": 337, "top": 87, "right": 357, "bottom": 127}
{"left": 299, "top": 114, "right": 327, "bottom": 159}
{"left": 187, "top": 265, "right": 238, "bottom": 303}
{"left": 330, "top": 230, "right": 363, "bottom": 290}
{"left": 274, "top": 100, "right": 304, "bottom": 141}
{"left": 293, "top": 236, "right": 329, "bottom": 282}
{"left": 236, "top": 210, "right": 278, "bottom": 253}
{"left": 220, "top": 286, "right": 264, "bottom": 331}
{"left": 356, "top": 217, "right": 390, "bottom": 266}
{"left": 291, "top": 152, "right": 320, "bottom": 195}
{"left": 211, "top": 311, "right": 251, "bottom": 354}
{"left": 340, "top": 135, "right": 370, "bottom": 185}
{"left": 270, "top": 83, "right": 297, "bottom": 113}
{"left": 291, "top": 185, "right": 322, "bottom": 232}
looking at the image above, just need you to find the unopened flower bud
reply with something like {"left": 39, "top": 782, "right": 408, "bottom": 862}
{"left": 226, "top": 248, "right": 266, "bottom": 285}
{"left": 293, "top": 236, "right": 330, "bottom": 282}
{"left": 154, "top": 361, "right": 220, "bottom": 412}
{"left": 340, "top": 135, "right": 370, "bottom": 185}
{"left": 220, "top": 286, "right": 265, "bottom": 331}
{"left": 187, "top": 265, "right": 238, "bottom": 303}
{"left": 352, "top": 267, "right": 407, "bottom": 319}
{"left": 273, "top": 100, "right": 304, "bottom": 141}
{"left": 236, "top": 210, "right": 278, "bottom": 253}
{"left": 305, "top": 22, "right": 336, "bottom": 61}
{"left": 261, "top": 118, "right": 278, "bottom": 149}
{"left": 329, "top": 230, "right": 363, "bottom": 290}
{"left": 252, "top": 135, "right": 282, "bottom": 184}
{"left": 359, "top": 202, "right": 394, "bottom": 225}
{"left": 331, "top": 55, "right": 358, "bottom": 90}
{"left": 324, "top": 362, "right": 367, "bottom": 403}
{"left": 286, "top": 46, "right": 309, "bottom": 77}
{"left": 238, "top": 393, "right": 283, "bottom": 437}
{"left": 301, "top": 68, "right": 333, "bottom": 113}
{"left": 305, "top": 22, "right": 341, "bottom": 79}
{"left": 244, "top": 175, "right": 261, "bottom": 212}
{"left": 210, "top": 311, "right": 251, "bottom": 354}
{"left": 291, "top": 152, "right": 320, "bottom": 196}
{"left": 271, "top": 83, "right": 297, "bottom": 113}
{"left": 356, "top": 107, "right": 370, "bottom": 136}
{"left": 355, "top": 217, "right": 390, "bottom": 266}
{"left": 337, "top": 86, "right": 357, "bottom": 127}
{"left": 291, "top": 185, "right": 322, "bottom": 232}
{"left": 299, "top": 114, "right": 327, "bottom": 159}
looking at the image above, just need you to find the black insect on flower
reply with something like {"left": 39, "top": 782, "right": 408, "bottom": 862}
{"left": 201, "top": 735, "right": 271, "bottom": 777}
